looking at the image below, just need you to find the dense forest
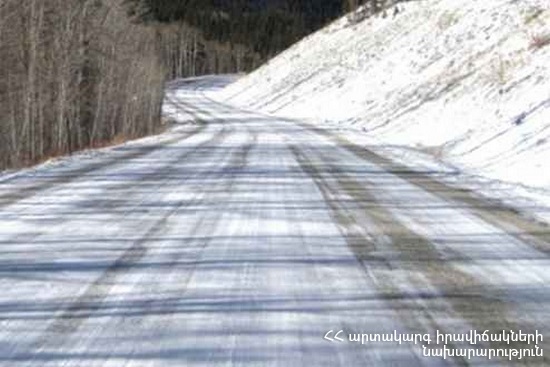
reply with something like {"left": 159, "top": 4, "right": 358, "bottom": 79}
{"left": 0, "top": 0, "right": 393, "bottom": 170}
{"left": 126, "top": 0, "right": 350, "bottom": 78}
{"left": 0, "top": 0, "right": 165, "bottom": 170}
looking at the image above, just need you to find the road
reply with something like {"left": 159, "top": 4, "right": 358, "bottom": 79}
{"left": 0, "top": 77, "right": 548, "bottom": 366}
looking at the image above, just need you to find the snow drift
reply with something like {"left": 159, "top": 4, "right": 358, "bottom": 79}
{"left": 219, "top": 0, "right": 550, "bottom": 194}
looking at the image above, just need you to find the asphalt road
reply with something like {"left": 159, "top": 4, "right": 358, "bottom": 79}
{"left": 0, "top": 77, "right": 548, "bottom": 366}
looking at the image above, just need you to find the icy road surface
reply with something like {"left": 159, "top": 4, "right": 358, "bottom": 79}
{"left": 0, "top": 77, "right": 548, "bottom": 366}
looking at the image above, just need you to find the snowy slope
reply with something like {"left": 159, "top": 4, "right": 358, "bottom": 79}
{"left": 219, "top": 0, "right": 550, "bottom": 200}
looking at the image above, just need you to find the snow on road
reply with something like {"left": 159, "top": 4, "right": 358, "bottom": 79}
{"left": 0, "top": 77, "right": 548, "bottom": 366}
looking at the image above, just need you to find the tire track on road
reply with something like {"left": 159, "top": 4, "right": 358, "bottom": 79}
{"left": 290, "top": 143, "right": 547, "bottom": 366}
{"left": 12, "top": 99, "right": 259, "bottom": 365}
{"left": 300, "top": 123, "right": 550, "bottom": 255}
{"left": 5, "top": 124, "right": 232, "bottom": 364}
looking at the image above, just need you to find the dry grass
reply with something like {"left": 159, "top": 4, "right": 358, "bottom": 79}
{"left": 437, "top": 10, "right": 459, "bottom": 31}
{"left": 523, "top": 7, "right": 544, "bottom": 25}
{"left": 493, "top": 55, "right": 510, "bottom": 85}
{"left": 530, "top": 33, "right": 550, "bottom": 51}
{"left": 488, "top": 53, "right": 526, "bottom": 87}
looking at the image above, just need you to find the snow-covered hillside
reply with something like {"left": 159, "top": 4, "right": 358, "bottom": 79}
{"left": 219, "top": 0, "right": 550, "bottom": 216}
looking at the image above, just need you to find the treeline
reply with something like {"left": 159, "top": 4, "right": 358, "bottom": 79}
{"left": 0, "top": 0, "right": 166, "bottom": 170}
{"left": 125, "top": 0, "right": 345, "bottom": 78}
{"left": 155, "top": 22, "right": 261, "bottom": 80}
{"left": 125, "top": 0, "right": 404, "bottom": 79}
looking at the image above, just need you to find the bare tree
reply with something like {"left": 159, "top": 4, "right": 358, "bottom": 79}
{"left": 0, "top": 0, "right": 166, "bottom": 169}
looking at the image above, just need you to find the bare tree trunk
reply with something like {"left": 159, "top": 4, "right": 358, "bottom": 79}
{"left": 0, "top": 0, "right": 167, "bottom": 170}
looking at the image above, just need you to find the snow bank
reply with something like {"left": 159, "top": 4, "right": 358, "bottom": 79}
{"left": 220, "top": 0, "right": 550, "bottom": 193}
